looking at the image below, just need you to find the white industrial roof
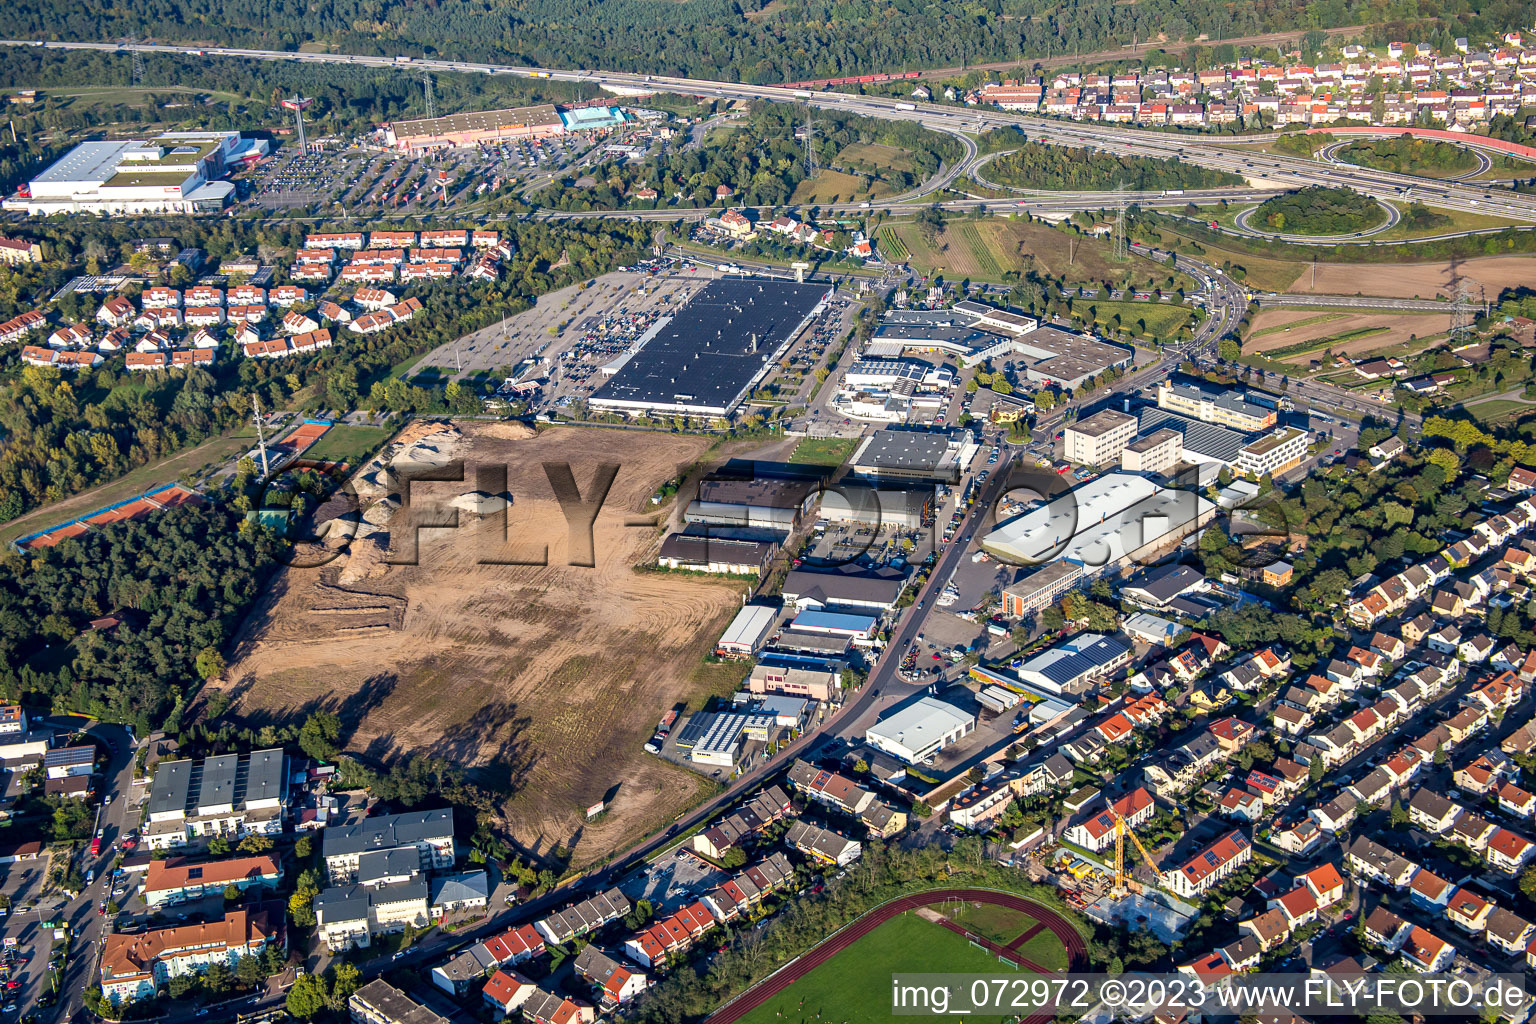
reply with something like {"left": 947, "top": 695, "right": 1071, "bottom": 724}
{"left": 718, "top": 603, "right": 779, "bottom": 648}
{"left": 866, "top": 697, "right": 973, "bottom": 754}
{"left": 981, "top": 472, "right": 1212, "bottom": 568}
{"left": 34, "top": 142, "right": 134, "bottom": 186}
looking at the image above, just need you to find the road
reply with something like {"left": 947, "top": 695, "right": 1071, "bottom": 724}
{"left": 12, "top": 39, "right": 1536, "bottom": 230}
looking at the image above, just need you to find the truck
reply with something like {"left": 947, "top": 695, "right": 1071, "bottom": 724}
{"left": 395, "top": 55, "right": 414, "bottom": 63}
{"left": 895, "top": 102, "right": 917, "bottom": 111}
{"left": 656, "top": 710, "right": 679, "bottom": 738}
{"left": 89, "top": 831, "right": 103, "bottom": 857}
{"left": 982, "top": 685, "right": 1022, "bottom": 711}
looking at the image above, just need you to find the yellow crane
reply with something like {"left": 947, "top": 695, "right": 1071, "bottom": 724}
{"left": 1111, "top": 812, "right": 1160, "bottom": 898}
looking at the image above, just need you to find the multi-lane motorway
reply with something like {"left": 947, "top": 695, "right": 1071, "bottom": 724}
{"left": 10, "top": 38, "right": 1536, "bottom": 228}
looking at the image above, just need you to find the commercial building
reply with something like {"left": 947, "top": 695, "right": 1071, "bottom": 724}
{"left": 144, "top": 748, "right": 287, "bottom": 851}
{"left": 1156, "top": 380, "right": 1277, "bottom": 431}
{"left": 865, "top": 696, "right": 976, "bottom": 764}
{"left": 685, "top": 476, "right": 817, "bottom": 532}
{"left": 99, "top": 909, "right": 278, "bottom": 1003}
{"left": 1137, "top": 408, "right": 1251, "bottom": 468}
{"left": 1015, "top": 632, "right": 1134, "bottom": 695}
{"left": 143, "top": 855, "right": 283, "bottom": 908}
{"left": 848, "top": 428, "right": 977, "bottom": 485}
{"left": 350, "top": 979, "right": 451, "bottom": 1024}
{"left": 322, "top": 808, "right": 456, "bottom": 884}
{"left": 980, "top": 472, "right": 1215, "bottom": 572}
{"left": 590, "top": 279, "right": 829, "bottom": 417}
{"left": 748, "top": 663, "right": 841, "bottom": 702}
{"left": 1236, "top": 427, "right": 1309, "bottom": 479}
{"left": 656, "top": 530, "right": 775, "bottom": 575}
{"left": 1064, "top": 410, "right": 1137, "bottom": 466}
{"left": 384, "top": 105, "right": 566, "bottom": 151}
{"left": 819, "top": 485, "right": 931, "bottom": 529}
{"left": 1001, "top": 562, "right": 1084, "bottom": 617}
{"left": 715, "top": 604, "right": 780, "bottom": 656}
{"left": 8, "top": 132, "right": 262, "bottom": 216}
{"left": 782, "top": 565, "right": 906, "bottom": 612}
{"left": 1121, "top": 428, "right": 1183, "bottom": 474}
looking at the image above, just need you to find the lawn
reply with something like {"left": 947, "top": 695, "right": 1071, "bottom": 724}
{"left": 1468, "top": 398, "right": 1536, "bottom": 423}
{"left": 836, "top": 142, "right": 918, "bottom": 175}
{"left": 790, "top": 169, "right": 896, "bottom": 203}
{"left": 788, "top": 436, "right": 859, "bottom": 466}
{"left": 1075, "top": 299, "right": 1192, "bottom": 339}
{"left": 1015, "top": 930, "right": 1071, "bottom": 971}
{"left": 1373, "top": 202, "right": 1524, "bottom": 242}
{"left": 300, "top": 424, "right": 396, "bottom": 467}
{"left": 731, "top": 912, "right": 1029, "bottom": 1024}
{"left": 942, "top": 900, "right": 1038, "bottom": 945}
{"left": 0, "top": 428, "right": 258, "bottom": 548}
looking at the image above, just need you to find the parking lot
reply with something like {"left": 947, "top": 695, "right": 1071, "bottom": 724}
{"left": 0, "top": 854, "right": 61, "bottom": 1017}
{"left": 617, "top": 847, "right": 729, "bottom": 914}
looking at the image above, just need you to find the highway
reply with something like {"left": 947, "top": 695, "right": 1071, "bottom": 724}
{"left": 11, "top": 38, "right": 1536, "bottom": 229}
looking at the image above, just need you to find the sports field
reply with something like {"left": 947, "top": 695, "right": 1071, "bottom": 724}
{"left": 730, "top": 913, "right": 1022, "bottom": 1024}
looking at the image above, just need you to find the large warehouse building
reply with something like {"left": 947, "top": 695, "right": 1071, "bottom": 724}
{"left": 383, "top": 104, "right": 630, "bottom": 151}
{"left": 7, "top": 131, "right": 261, "bottom": 216}
{"left": 980, "top": 472, "right": 1215, "bottom": 572}
{"left": 590, "top": 279, "right": 830, "bottom": 418}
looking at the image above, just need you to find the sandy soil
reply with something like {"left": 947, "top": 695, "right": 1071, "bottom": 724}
{"left": 1283, "top": 255, "right": 1536, "bottom": 299}
{"left": 217, "top": 423, "right": 742, "bottom": 867}
{"left": 1246, "top": 310, "right": 1453, "bottom": 360}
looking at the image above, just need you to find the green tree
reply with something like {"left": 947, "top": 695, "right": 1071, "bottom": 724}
{"left": 208, "top": 837, "right": 232, "bottom": 856}
{"left": 298, "top": 711, "right": 343, "bottom": 763}
{"left": 223, "top": 883, "right": 242, "bottom": 901}
{"left": 1309, "top": 758, "right": 1325, "bottom": 783}
{"left": 194, "top": 646, "right": 226, "bottom": 681}
{"left": 289, "top": 881, "right": 319, "bottom": 928}
{"left": 203, "top": 963, "right": 233, "bottom": 996}
{"left": 237, "top": 834, "right": 274, "bottom": 854}
{"left": 285, "top": 973, "right": 328, "bottom": 1020}
{"left": 329, "top": 962, "right": 362, "bottom": 1006}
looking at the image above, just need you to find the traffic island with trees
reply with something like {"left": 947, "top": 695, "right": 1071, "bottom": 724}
{"left": 981, "top": 138, "right": 1244, "bottom": 192}
{"left": 1250, "top": 186, "right": 1387, "bottom": 235}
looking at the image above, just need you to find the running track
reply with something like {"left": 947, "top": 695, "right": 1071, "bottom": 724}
{"left": 707, "top": 888, "right": 1089, "bottom": 1024}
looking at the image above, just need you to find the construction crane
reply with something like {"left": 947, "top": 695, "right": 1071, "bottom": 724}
{"left": 1111, "top": 812, "right": 1160, "bottom": 898}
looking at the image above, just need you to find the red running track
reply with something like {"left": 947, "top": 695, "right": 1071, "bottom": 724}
{"left": 707, "top": 888, "right": 1089, "bottom": 1024}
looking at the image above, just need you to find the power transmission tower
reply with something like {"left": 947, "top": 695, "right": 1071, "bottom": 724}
{"left": 1112, "top": 183, "right": 1130, "bottom": 262}
{"left": 423, "top": 75, "right": 436, "bottom": 120}
{"left": 128, "top": 37, "right": 145, "bottom": 87}
{"left": 1451, "top": 276, "right": 1479, "bottom": 336}
{"left": 802, "top": 109, "right": 817, "bottom": 178}
{"left": 251, "top": 394, "right": 270, "bottom": 478}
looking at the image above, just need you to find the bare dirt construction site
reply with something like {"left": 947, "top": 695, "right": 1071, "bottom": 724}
{"left": 1282, "top": 255, "right": 1536, "bottom": 299}
{"left": 216, "top": 422, "right": 745, "bottom": 867}
{"left": 1245, "top": 308, "right": 1453, "bottom": 361}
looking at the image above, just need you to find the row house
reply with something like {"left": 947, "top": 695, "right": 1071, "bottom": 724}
{"left": 21, "top": 346, "right": 101, "bottom": 370}
{"left": 305, "top": 231, "right": 365, "bottom": 249}
{"left": 183, "top": 306, "right": 225, "bottom": 328}
{"left": 354, "top": 287, "right": 398, "bottom": 311}
{"left": 533, "top": 888, "right": 629, "bottom": 946}
{"left": 623, "top": 900, "right": 717, "bottom": 969}
{"left": 341, "top": 263, "right": 398, "bottom": 283}
{"left": 291, "top": 262, "right": 333, "bottom": 282}
{"left": 411, "top": 248, "right": 462, "bottom": 264}
{"left": 430, "top": 923, "right": 546, "bottom": 996}
{"left": 229, "top": 303, "right": 267, "bottom": 324}
{"left": 184, "top": 285, "right": 223, "bottom": 306}
{"left": 142, "top": 286, "right": 181, "bottom": 308}
{"left": 692, "top": 786, "right": 794, "bottom": 860}
{"left": 46, "top": 323, "right": 92, "bottom": 348}
{"left": 701, "top": 852, "right": 795, "bottom": 923}
{"left": 134, "top": 308, "right": 182, "bottom": 330}
{"left": 369, "top": 231, "right": 417, "bottom": 249}
{"left": 401, "top": 262, "right": 456, "bottom": 282}
{"left": 270, "top": 285, "right": 307, "bottom": 307}
{"left": 423, "top": 229, "right": 468, "bottom": 247}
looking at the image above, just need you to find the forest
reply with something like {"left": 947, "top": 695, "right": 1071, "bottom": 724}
{"left": 0, "top": 503, "right": 276, "bottom": 730}
{"left": 536, "top": 104, "right": 959, "bottom": 210}
{"left": 1335, "top": 135, "right": 1480, "bottom": 176}
{"left": 4, "top": 0, "right": 1532, "bottom": 84}
{"left": 983, "top": 139, "right": 1243, "bottom": 191}
{"left": 0, "top": 216, "right": 651, "bottom": 520}
{"left": 1252, "top": 185, "right": 1384, "bottom": 234}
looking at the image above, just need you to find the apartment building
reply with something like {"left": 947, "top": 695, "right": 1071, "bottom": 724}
{"left": 99, "top": 909, "right": 279, "bottom": 1003}
{"left": 349, "top": 979, "right": 451, "bottom": 1024}
{"left": 143, "top": 749, "right": 287, "bottom": 851}
{"left": 322, "top": 809, "right": 456, "bottom": 884}
{"left": 143, "top": 855, "right": 283, "bottom": 908}
{"left": 1163, "top": 830, "right": 1252, "bottom": 897}
{"left": 1236, "top": 428, "right": 1309, "bottom": 480}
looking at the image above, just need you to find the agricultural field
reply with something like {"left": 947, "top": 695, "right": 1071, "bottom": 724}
{"left": 214, "top": 422, "right": 743, "bottom": 867}
{"left": 1284, "top": 255, "right": 1536, "bottom": 299}
{"left": 1243, "top": 308, "right": 1453, "bottom": 362}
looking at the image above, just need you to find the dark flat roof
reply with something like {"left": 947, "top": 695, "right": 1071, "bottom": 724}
{"left": 591, "top": 279, "right": 827, "bottom": 414}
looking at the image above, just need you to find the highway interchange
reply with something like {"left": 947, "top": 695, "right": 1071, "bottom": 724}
{"left": 11, "top": 37, "right": 1536, "bottom": 228}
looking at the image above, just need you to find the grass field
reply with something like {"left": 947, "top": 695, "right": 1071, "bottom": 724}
{"left": 0, "top": 428, "right": 257, "bottom": 547}
{"left": 836, "top": 142, "right": 917, "bottom": 174}
{"left": 1016, "top": 930, "right": 1070, "bottom": 971}
{"left": 12, "top": 85, "right": 247, "bottom": 110}
{"left": 1076, "top": 299, "right": 1192, "bottom": 339}
{"left": 791, "top": 169, "right": 895, "bottom": 203}
{"left": 787, "top": 436, "right": 859, "bottom": 466}
{"left": 1248, "top": 312, "right": 1348, "bottom": 339}
{"left": 732, "top": 913, "right": 1028, "bottom": 1024}
{"left": 885, "top": 215, "right": 1196, "bottom": 292}
{"left": 1468, "top": 398, "right": 1536, "bottom": 422}
{"left": 301, "top": 425, "right": 396, "bottom": 467}
{"left": 943, "top": 901, "right": 1038, "bottom": 945}
{"left": 1373, "top": 202, "right": 1523, "bottom": 242}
